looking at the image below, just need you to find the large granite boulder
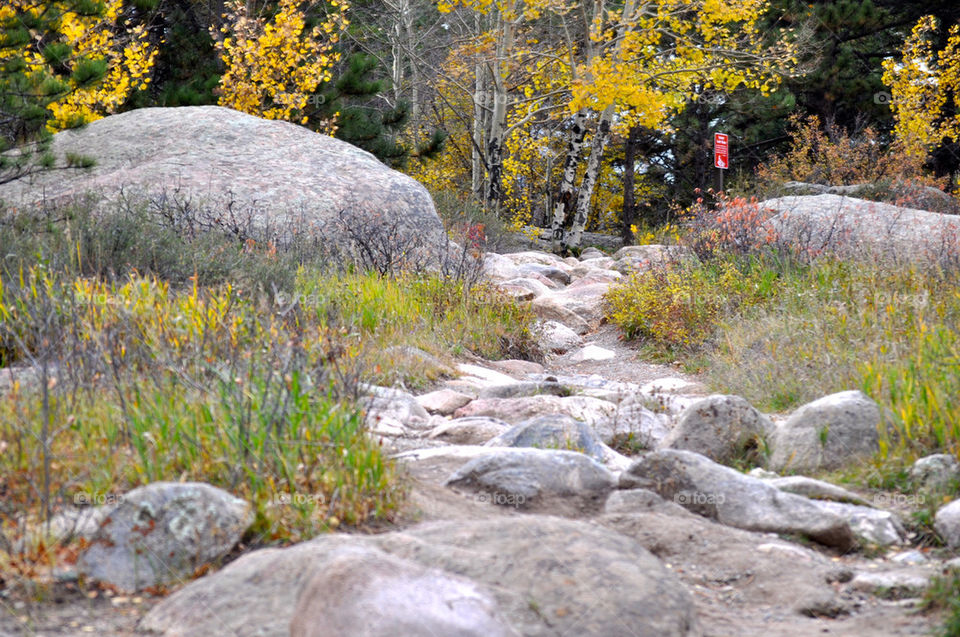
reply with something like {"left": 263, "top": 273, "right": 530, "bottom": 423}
{"left": 140, "top": 516, "right": 700, "bottom": 637}
{"left": 760, "top": 194, "right": 960, "bottom": 264}
{"left": 0, "top": 106, "right": 444, "bottom": 253}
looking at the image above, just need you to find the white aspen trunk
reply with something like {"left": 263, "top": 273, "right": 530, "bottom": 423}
{"left": 390, "top": 14, "right": 403, "bottom": 104}
{"left": 549, "top": 109, "right": 588, "bottom": 251}
{"left": 565, "top": 106, "right": 614, "bottom": 252}
{"left": 402, "top": 0, "right": 419, "bottom": 128}
{"left": 562, "top": 0, "right": 638, "bottom": 251}
{"left": 484, "top": 13, "right": 513, "bottom": 212}
{"left": 471, "top": 12, "right": 487, "bottom": 201}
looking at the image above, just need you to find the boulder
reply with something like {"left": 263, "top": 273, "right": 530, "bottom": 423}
{"left": 662, "top": 395, "right": 772, "bottom": 464}
{"left": 361, "top": 385, "right": 431, "bottom": 430}
{"left": 453, "top": 394, "right": 617, "bottom": 432}
{"left": 142, "top": 516, "right": 699, "bottom": 637}
{"left": 515, "top": 262, "right": 572, "bottom": 286}
{"left": 535, "top": 320, "right": 583, "bottom": 354}
{"left": 79, "top": 482, "right": 252, "bottom": 592}
{"left": 426, "top": 417, "right": 512, "bottom": 446}
{"left": 290, "top": 547, "right": 517, "bottom": 637}
{"left": 761, "top": 194, "right": 960, "bottom": 264}
{"left": 0, "top": 106, "right": 444, "bottom": 252}
{"left": 621, "top": 450, "right": 855, "bottom": 549}
{"left": 484, "top": 414, "right": 610, "bottom": 462}
{"left": 935, "top": 500, "right": 960, "bottom": 548}
{"left": 416, "top": 389, "right": 473, "bottom": 416}
{"left": 910, "top": 454, "right": 960, "bottom": 492}
{"left": 768, "top": 390, "right": 884, "bottom": 473}
{"left": 444, "top": 448, "right": 616, "bottom": 510}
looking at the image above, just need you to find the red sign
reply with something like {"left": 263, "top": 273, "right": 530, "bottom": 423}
{"left": 714, "top": 133, "right": 729, "bottom": 169}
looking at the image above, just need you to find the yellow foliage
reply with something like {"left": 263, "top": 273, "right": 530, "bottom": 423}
{"left": 214, "top": 0, "right": 348, "bottom": 132}
{"left": 0, "top": 1, "right": 158, "bottom": 131}
{"left": 883, "top": 15, "right": 960, "bottom": 159}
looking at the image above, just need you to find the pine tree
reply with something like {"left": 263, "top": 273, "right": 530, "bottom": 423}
{"left": 309, "top": 52, "right": 442, "bottom": 167}
{"left": 0, "top": 0, "right": 108, "bottom": 184}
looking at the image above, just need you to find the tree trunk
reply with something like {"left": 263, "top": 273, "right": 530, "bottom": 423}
{"left": 621, "top": 124, "right": 639, "bottom": 245}
{"left": 484, "top": 14, "right": 512, "bottom": 212}
{"left": 549, "top": 110, "right": 588, "bottom": 251}
{"left": 471, "top": 13, "right": 486, "bottom": 201}
{"left": 565, "top": 107, "right": 613, "bottom": 252}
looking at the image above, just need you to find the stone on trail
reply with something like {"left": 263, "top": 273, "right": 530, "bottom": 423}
{"left": 444, "top": 447, "right": 616, "bottom": 510}
{"left": 79, "top": 482, "right": 252, "bottom": 592}
{"left": 661, "top": 394, "right": 772, "bottom": 465}
{"left": 621, "top": 450, "right": 855, "bottom": 549}
{"left": 910, "top": 454, "right": 960, "bottom": 492}
{"left": 290, "top": 547, "right": 518, "bottom": 637}
{"left": 768, "top": 390, "right": 885, "bottom": 473}
{"left": 141, "top": 516, "right": 700, "bottom": 637}
{"left": 569, "top": 344, "right": 616, "bottom": 362}
{"left": 416, "top": 388, "right": 473, "bottom": 415}
{"left": 484, "top": 414, "right": 610, "bottom": 462}
{"left": 426, "top": 417, "right": 512, "bottom": 445}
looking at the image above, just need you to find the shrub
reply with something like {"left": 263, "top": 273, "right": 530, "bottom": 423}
{"left": 679, "top": 192, "right": 778, "bottom": 260}
{"left": 0, "top": 195, "right": 539, "bottom": 589}
{"left": 755, "top": 114, "right": 955, "bottom": 212}
{"left": 604, "top": 256, "right": 777, "bottom": 350}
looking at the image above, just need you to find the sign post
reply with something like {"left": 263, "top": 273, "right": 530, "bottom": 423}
{"left": 714, "top": 132, "right": 729, "bottom": 193}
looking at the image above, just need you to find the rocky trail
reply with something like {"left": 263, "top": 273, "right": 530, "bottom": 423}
{"left": 3, "top": 245, "right": 956, "bottom": 636}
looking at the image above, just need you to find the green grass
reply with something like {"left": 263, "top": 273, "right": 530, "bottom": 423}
{"left": 0, "top": 196, "right": 538, "bottom": 576}
{"left": 605, "top": 251, "right": 960, "bottom": 472}
{"left": 925, "top": 569, "right": 960, "bottom": 636}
